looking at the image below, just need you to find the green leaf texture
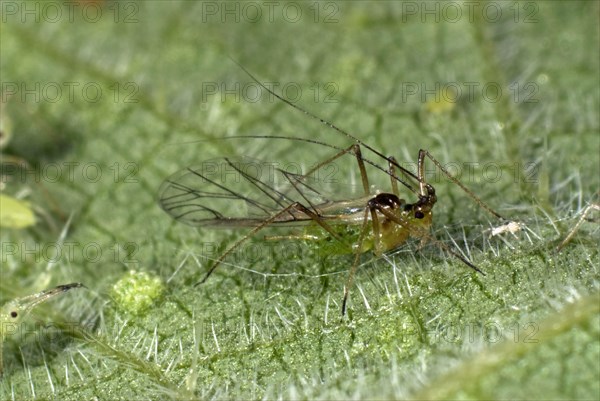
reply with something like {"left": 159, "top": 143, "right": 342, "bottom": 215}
{"left": 1, "top": 2, "right": 598, "bottom": 400}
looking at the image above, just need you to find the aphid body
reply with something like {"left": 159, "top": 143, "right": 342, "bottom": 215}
{"left": 159, "top": 63, "right": 512, "bottom": 314}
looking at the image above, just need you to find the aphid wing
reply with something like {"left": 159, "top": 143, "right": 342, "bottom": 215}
{"left": 158, "top": 157, "right": 306, "bottom": 227}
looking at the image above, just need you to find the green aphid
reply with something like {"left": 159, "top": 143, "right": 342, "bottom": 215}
{"left": 157, "top": 63, "right": 515, "bottom": 316}
{"left": 111, "top": 271, "right": 164, "bottom": 315}
{"left": 0, "top": 283, "right": 85, "bottom": 376}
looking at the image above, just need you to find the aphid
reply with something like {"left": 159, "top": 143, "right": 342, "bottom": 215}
{"left": 556, "top": 200, "right": 600, "bottom": 252}
{"left": 0, "top": 283, "right": 84, "bottom": 376}
{"left": 159, "top": 64, "right": 513, "bottom": 315}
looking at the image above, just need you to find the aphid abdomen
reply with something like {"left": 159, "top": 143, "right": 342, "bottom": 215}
{"left": 302, "top": 222, "right": 364, "bottom": 256}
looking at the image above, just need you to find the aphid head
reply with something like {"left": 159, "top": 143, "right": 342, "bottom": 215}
{"left": 402, "top": 202, "right": 432, "bottom": 221}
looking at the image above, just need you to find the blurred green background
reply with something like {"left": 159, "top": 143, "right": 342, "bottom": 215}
{"left": 1, "top": 1, "right": 598, "bottom": 399}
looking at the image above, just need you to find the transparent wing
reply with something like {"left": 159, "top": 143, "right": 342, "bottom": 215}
{"left": 158, "top": 156, "right": 368, "bottom": 228}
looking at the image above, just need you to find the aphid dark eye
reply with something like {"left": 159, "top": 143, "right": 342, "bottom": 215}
{"left": 415, "top": 211, "right": 425, "bottom": 219}
{"left": 10, "top": 311, "right": 18, "bottom": 318}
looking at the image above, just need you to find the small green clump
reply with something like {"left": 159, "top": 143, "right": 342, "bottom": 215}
{"left": 111, "top": 270, "right": 164, "bottom": 315}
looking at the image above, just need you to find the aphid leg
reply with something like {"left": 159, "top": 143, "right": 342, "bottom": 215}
{"left": 416, "top": 236, "right": 429, "bottom": 251}
{"left": 282, "top": 144, "right": 371, "bottom": 211}
{"left": 418, "top": 149, "right": 506, "bottom": 220}
{"left": 283, "top": 144, "right": 379, "bottom": 316}
{"left": 169, "top": 143, "right": 374, "bottom": 287}
{"left": 556, "top": 202, "right": 600, "bottom": 252}
{"left": 342, "top": 206, "right": 373, "bottom": 316}
{"left": 195, "top": 202, "right": 352, "bottom": 286}
{"left": 342, "top": 195, "right": 416, "bottom": 315}
{"left": 387, "top": 156, "right": 400, "bottom": 196}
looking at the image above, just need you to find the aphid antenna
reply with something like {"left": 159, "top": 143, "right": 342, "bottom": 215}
{"left": 228, "top": 58, "right": 421, "bottom": 185}
{"left": 223, "top": 134, "right": 420, "bottom": 195}
{"left": 166, "top": 133, "right": 421, "bottom": 196}
{"left": 229, "top": 57, "right": 508, "bottom": 222}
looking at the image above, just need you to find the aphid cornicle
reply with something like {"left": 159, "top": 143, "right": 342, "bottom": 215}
{"left": 159, "top": 63, "right": 514, "bottom": 315}
{"left": 0, "top": 283, "right": 84, "bottom": 376}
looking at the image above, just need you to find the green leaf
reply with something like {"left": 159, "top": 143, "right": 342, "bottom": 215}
{"left": 0, "top": 194, "right": 36, "bottom": 229}
{"left": 1, "top": 2, "right": 598, "bottom": 400}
